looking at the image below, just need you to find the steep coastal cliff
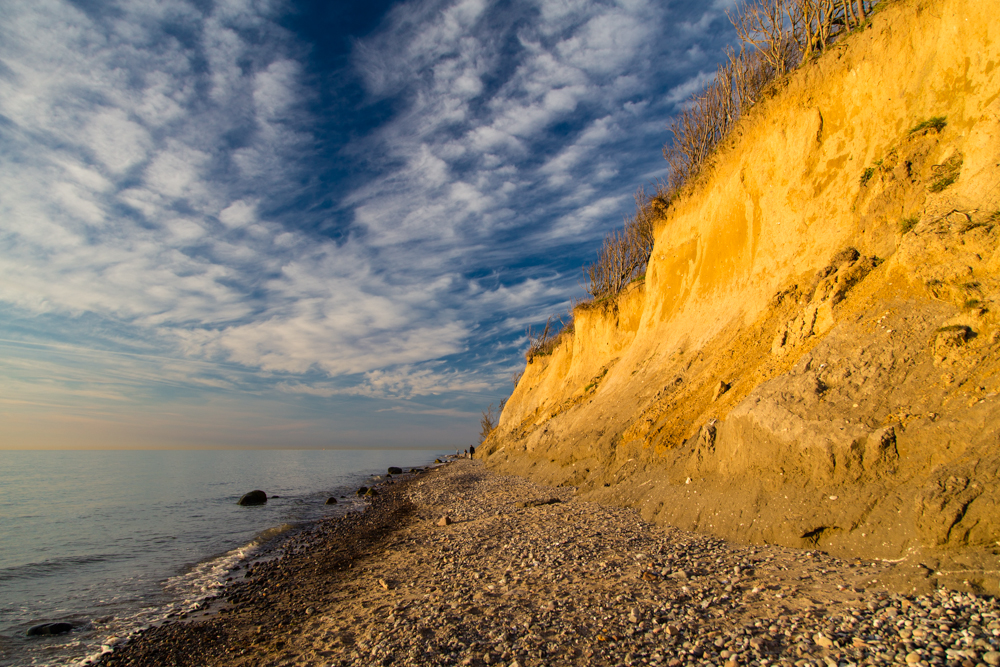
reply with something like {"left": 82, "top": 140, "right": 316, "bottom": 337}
{"left": 482, "top": 0, "right": 1000, "bottom": 593}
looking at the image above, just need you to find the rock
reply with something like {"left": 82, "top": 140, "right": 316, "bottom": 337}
{"left": 305, "top": 607, "right": 315, "bottom": 616}
{"left": 388, "top": 466, "right": 403, "bottom": 475}
{"left": 983, "top": 652, "right": 1000, "bottom": 666}
{"left": 516, "top": 498, "right": 562, "bottom": 508}
{"left": 364, "top": 488, "right": 378, "bottom": 497}
{"left": 813, "top": 633, "right": 834, "bottom": 648}
{"left": 237, "top": 490, "right": 267, "bottom": 506}
{"left": 906, "top": 652, "right": 922, "bottom": 664}
{"left": 437, "top": 515, "right": 453, "bottom": 526}
{"left": 712, "top": 380, "right": 731, "bottom": 401}
{"left": 325, "top": 497, "right": 338, "bottom": 504}
{"left": 27, "top": 622, "right": 73, "bottom": 636}
{"left": 356, "top": 487, "right": 368, "bottom": 496}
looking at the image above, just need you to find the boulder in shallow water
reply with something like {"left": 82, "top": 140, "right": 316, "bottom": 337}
{"left": 325, "top": 497, "right": 337, "bottom": 505}
{"left": 238, "top": 490, "right": 267, "bottom": 506}
{"left": 356, "top": 486, "right": 368, "bottom": 496}
{"left": 387, "top": 466, "right": 403, "bottom": 475}
{"left": 364, "top": 488, "right": 379, "bottom": 497}
{"left": 27, "top": 622, "right": 73, "bottom": 637}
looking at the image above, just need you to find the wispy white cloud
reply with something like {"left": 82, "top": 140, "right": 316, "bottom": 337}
{"left": 0, "top": 0, "right": 739, "bottom": 447}
{"left": 278, "top": 363, "right": 490, "bottom": 401}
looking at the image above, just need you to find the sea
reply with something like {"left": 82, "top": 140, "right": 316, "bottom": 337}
{"left": 0, "top": 448, "right": 452, "bottom": 667}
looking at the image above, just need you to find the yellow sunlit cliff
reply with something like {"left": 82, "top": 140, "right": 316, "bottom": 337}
{"left": 482, "top": 0, "right": 1000, "bottom": 593}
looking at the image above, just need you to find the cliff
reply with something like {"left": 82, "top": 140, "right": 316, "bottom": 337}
{"left": 482, "top": 0, "right": 1000, "bottom": 594}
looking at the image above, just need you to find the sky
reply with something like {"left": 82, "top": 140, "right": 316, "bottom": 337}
{"left": 0, "top": 0, "right": 739, "bottom": 449}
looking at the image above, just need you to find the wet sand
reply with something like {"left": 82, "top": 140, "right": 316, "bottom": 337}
{"left": 97, "top": 460, "right": 999, "bottom": 667}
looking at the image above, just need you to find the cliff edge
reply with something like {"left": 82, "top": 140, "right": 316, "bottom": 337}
{"left": 482, "top": 0, "right": 1000, "bottom": 594}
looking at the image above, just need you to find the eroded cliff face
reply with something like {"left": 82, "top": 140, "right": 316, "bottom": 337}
{"left": 482, "top": 0, "right": 1000, "bottom": 593}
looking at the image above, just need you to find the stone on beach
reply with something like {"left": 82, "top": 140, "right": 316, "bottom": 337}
{"left": 237, "top": 490, "right": 267, "bottom": 506}
{"left": 325, "top": 497, "right": 338, "bottom": 504}
{"left": 436, "top": 515, "right": 452, "bottom": 526}
{"left": 97, "top": 459, "right": 1000, "bottom": 667}
{"left": 26, "top": 622, "right": 73, "bottom": 637}
{"left": 387, "top": 467, "right": 403, "bottom": 475}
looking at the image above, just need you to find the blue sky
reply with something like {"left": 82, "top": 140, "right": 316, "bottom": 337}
{"left": 0, "top": 0, "right": 738, "bottom": 449}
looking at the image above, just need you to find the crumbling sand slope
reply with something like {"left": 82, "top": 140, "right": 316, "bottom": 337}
{"left": 482, "top": 0, "right": 1000, "bottom": 594}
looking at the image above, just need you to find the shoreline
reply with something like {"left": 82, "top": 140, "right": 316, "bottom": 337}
{"left": 98, "top": 460, "right": 999, "bottom": 667}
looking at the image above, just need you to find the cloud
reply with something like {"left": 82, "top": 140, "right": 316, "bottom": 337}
{"left": 0, "top": 0, "right": 740, "bottom": 446}
{"left": 277, "top": 364, "right": 491, "bottom": 400}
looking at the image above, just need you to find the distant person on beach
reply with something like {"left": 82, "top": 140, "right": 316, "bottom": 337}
{"left": 469, "top": 445, "right": 475, "bottom": 458}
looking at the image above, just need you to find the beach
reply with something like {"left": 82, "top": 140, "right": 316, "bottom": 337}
{"left": 97, "top": 460, "right": 1000, "bottom": 667}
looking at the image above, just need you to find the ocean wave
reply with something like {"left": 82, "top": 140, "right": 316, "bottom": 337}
{"left": 0, "top": 554, "right": 123, "bottom": 583}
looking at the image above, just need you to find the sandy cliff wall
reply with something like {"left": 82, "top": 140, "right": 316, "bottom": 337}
{"left": 482, "top": 0, "right": 1000, "bottom": 593}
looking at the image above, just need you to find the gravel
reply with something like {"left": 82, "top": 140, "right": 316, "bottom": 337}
{"left": 97, "top": 459, "right": 999, "bottom": 667}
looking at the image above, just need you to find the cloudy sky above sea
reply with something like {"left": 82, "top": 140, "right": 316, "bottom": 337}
{"left": 0, "top": 0, "right": 738, "bottom": 449}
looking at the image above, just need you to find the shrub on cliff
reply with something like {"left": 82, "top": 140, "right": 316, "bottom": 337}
{"left": 525, "top": 316, "right": 574, "bottom": 362}
{"left": 585, "top": 187, "right": 660, "bottom": 301}
{"left": 479, "top": 399, "right": 505, "bottom": 444}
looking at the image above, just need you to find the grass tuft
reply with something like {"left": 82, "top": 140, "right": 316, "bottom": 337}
{"left": 899, "top": 215, "right": 919, "bottom": 234}
{"left": 928, "top": 154, "right": 962, "bottom": 193}
{"left": 860, "top": 167, "right": 876, "bottom": 186}
{"left": 909, "top": 116, "right": 947, "bottom": 135}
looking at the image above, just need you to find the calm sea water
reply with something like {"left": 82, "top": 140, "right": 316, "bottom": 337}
{"left": 0, "top": 448, "right": 451, "bottom": 667}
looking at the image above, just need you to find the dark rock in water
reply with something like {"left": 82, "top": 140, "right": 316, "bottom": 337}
{"left": 27, "top": 622, "right": 73, "bottom": 637}
{"left": 387, "top": 466, "right": 403, "bottom": 475}
{"left": 356, "top": 487, "right": 368, "bottom": 496}
{"left": 270, "top": 495, "right": 281, "bottom": 499}
{"left": 364, "top": 488, "right": 379, "bottom": 497}
{"left": 325, "top": 497, "right": 338, "bottom": 505}
{"left": 238, "top": 490, "right": 267, "bottom": 506}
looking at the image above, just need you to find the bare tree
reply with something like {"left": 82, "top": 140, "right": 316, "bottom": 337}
{"left": 586, "top": 187, "right": 658, "bottom": 300}
{"left": 729, "top": 0, "right": 792, "bottom": 75}
{"left": 479, "top": 398, "right": 506, "bottom": 445}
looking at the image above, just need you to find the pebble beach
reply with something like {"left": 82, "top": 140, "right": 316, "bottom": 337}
{"left": 97, "top": 459, "right": 1000, "bottom": 667}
